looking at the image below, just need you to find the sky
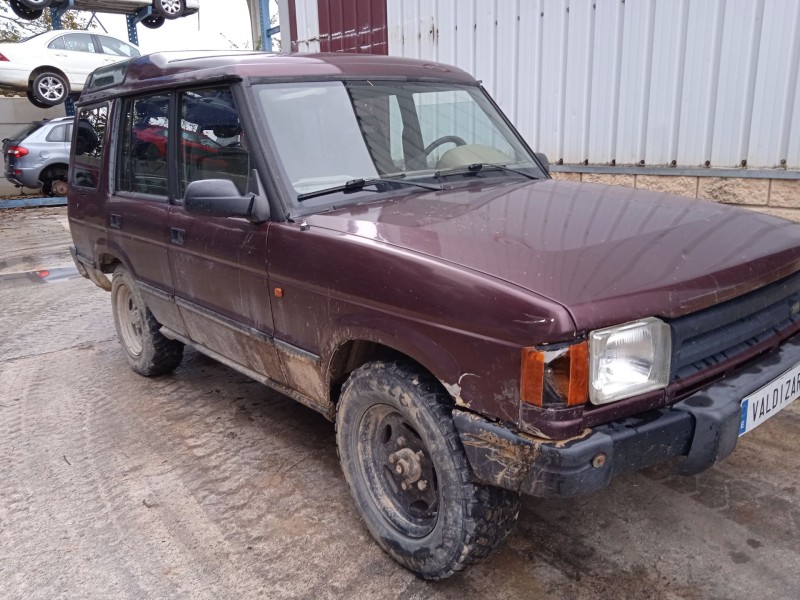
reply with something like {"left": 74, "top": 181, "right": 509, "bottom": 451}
{"left": 89, "top": 0, "right": 279, "bottom": 54}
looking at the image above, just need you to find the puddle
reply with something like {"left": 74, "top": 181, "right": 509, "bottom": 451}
{"left": 0, "top": 266, "right": 81, "bottom": 288}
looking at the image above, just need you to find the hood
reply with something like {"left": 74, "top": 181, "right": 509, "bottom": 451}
{"left": 307, "top": 179, "right": 800, "bottom": 331}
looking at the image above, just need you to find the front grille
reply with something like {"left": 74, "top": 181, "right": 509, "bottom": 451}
{"left": 668, "top": 270, "right": 800, "bottom": 381}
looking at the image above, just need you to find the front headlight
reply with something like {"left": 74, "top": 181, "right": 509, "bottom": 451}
{"left": 589, "top": 317, "right": 671, "bottom": 405}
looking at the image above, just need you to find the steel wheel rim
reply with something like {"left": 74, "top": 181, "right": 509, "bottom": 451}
{"left": 160, "top": 0, "right": 182, "bottom": 16}
{"left": 357, "top": 404, "right": 440, "bottom": 538}
{"left": 115, "top": 284, "right": 144, "bottom": 356}
{"left": 37, "top": 76, "right": 64, "bottom": 102}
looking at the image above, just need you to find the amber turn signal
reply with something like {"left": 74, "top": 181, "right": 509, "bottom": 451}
{"left": 520, "top": 342, "right": 589, "bottom": 407}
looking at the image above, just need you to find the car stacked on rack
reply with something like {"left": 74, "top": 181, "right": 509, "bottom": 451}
{"left": 7, "top": 1, "right": 199, "bottom": 29}
{"left": 0, "top": 30, "right": 140, "bottom": 106}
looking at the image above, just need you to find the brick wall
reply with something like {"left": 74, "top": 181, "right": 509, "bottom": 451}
{"left": 550, "top": 172, "right": 800, "bottom": 222}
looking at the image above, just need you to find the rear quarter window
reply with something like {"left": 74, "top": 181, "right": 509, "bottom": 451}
{"left": 72, "top": 104, "right": 109, "bottom": 189}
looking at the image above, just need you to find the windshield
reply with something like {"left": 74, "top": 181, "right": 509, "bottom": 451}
{"left": 254, "top": 81, "right": 542, "bottom": 208}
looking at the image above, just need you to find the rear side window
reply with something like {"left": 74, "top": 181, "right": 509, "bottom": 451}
{"left": 47, "top": 36, "right": 65, "bottom": 50}
{"left": 117, "top": 94, "right": 170, "bottom": 197}
{"left": 62, "top": 33, "right": 97, "bottom": 53}
{"left": 45, "top": 124, "right": 68, "bottom": 143}
{"left": 72, "top": 104, "right": 108, "bottom": 189}
{"left": 97, "top": 35, "right": 139, "bottom": 58}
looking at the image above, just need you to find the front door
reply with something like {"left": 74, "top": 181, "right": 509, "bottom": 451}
{"left": 166, "top": 85, "right": 284, "bottom": 383}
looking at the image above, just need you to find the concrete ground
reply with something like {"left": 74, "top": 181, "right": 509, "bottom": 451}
{"left": 1, "top": 207, "right": 798, "bottom": 600}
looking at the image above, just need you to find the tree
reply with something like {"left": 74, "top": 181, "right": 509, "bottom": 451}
{"left": 0, "top": 3, "right": 92, "bottom": 43}
{"left": 0, "top": 3, "right": 92, "bottom": 97}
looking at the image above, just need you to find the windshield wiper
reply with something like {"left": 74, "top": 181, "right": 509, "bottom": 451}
{"left": 434, "top": 163, "right": 539, "bottom": 180}
{"left": 297, "top": 176, "right": 441, "bottom": 202}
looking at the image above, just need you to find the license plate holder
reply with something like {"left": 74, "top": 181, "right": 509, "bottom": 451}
{"left": 739, "top": 362, "right": 800, "bottom": 436}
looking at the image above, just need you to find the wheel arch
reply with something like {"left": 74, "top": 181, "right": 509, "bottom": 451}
{"left": 29, "top": 65, "right": 70, "bottom": 86}
{"left": 327, "top": 336, "right": 460, "bottom": 409}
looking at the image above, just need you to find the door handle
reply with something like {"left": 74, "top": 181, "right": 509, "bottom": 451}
{"left": 109, "top": 213, "right": 121, "bottom": 229}
{"left": 170, "top": 228, "right": 186, "bottom": 245}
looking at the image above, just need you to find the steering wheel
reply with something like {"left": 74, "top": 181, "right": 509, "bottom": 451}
{"left": 422, "top": 135, "right": 467, "bottom": 158}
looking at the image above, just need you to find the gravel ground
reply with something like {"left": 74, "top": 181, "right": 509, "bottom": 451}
{"left": 1, "top": 207, "right": 799, "bottom": 600}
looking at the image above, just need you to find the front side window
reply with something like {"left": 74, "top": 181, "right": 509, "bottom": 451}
{"left": 254, "top": 80, "right": 541, "bottom": 209}
{"left": 117, "top": 94, "right": 170, "bottom": 196}
{"left": 72, "top": 104, "right": 108, "bottom": 189}
{"left": 178, "top": 87, "right": 249, "bottom": 198}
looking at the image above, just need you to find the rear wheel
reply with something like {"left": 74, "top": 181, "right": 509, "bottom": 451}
{"left": 41, "top": 169, "right": 68, "bottom": 197}
{"left": 31, "top": 71, "right": 69, "bottom": 106}
{"left": 111, "top": 265, "right": 183, "bottom": 376}
{"left": 336, "top": 361, "right": 520, "bottom": 579}
{"left": 155, "top": 0, "right": 184, "bottom": 19}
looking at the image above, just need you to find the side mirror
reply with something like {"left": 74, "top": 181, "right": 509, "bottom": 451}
{"left": 534, "top": 152, "right": 550, "bottom": 175}
{"left": 184, "top": 179, "right": 254, "bottom": 219}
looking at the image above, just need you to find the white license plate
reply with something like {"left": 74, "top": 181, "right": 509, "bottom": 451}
{"left": 739, "top": 362, "right": 800, "bottom": 436}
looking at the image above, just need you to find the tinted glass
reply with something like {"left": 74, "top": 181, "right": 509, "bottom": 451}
{"left": 117, "top": 94, "right": 170, "bottom": 196}
{"left": 72, "top": 104, "right": 108, "bottom": 189}
{"left": 178, "top": 87, "right": 249, "bottom": 197}
{"left": 5, "top": 121, "right": 43, "bottom": 143}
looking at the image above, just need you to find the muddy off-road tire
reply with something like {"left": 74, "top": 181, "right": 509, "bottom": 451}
{"left": 336, "top": 361, "right": 520, "bottom": 579}
{"left": 111, "top": 266, "right": 183, "bottom": 376}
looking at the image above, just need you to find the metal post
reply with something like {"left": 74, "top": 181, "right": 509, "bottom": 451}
{"left": 260, "top": 0, "right": 280, "bottom": 51}
{"left": 50, "top": 1, "right": 75, "bottom": 116}
{"left": 126, "top": 6, "right": 153, "bottom": 46}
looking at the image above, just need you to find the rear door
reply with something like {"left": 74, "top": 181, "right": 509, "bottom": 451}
{"left": 48, "top": 33, "right": 104, "bottom": 87}
{"left": 108, "top": 92, "right": 185, "bottom": 334}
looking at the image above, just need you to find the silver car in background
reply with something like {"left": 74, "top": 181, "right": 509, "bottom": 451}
{"left": 3, "top": 116, "right": 71, "bottom": 196}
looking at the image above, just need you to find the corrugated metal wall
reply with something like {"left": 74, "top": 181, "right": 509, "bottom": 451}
{"left": 290, "top": 0, "right": 388, "bottom": 53}
{"left": 380, "top": 0, "right": 800, "bottom": 171}
{"left": 318, "top": 0, "right": 388, "bottom": 53}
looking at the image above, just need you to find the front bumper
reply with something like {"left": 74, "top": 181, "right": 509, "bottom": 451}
{"left": 454, "top": 335, "right": 800, "bottom": 498}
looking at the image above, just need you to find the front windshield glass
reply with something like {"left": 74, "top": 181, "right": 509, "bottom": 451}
{"left": 254, "top": 80, "right": 542, "bottom": 207}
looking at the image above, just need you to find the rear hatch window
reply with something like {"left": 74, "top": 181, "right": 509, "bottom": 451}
{"left": 3, "top": 121, "right": 44, "bottom": 152}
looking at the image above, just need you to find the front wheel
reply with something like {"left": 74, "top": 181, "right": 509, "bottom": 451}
{"left": 111, "top": 265, "right": 183, "bottom": 376}
{"left": 336, "top": 361, "right": 520, "bottom": 579}
{"left": 155, "top": 0, "right": 185, "bottom": 19}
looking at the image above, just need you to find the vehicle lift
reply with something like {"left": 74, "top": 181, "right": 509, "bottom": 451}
{"left": 3, "top": 0, "right": 278, "bottom": 208}
{"left": 49, "top": 0, "right": 280, "bottom": 117}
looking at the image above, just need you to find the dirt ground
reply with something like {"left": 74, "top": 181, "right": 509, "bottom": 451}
{"left": 1, "top": 207, "right": 799, "bottom": 600}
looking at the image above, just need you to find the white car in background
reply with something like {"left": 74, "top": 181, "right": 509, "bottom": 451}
{"left": 0, "top": 30, "right": 140, "bottom": 106}
{"left": 7, "top": 1, "right": 199, "bottom": 29}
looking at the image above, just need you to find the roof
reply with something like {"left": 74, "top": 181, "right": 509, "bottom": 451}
{"left": 78, "top": 51, "right": 477, "bottom": 103}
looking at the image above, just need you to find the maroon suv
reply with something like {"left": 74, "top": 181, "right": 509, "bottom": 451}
{"left": 68, "top": 51, "right": 800, "bottom": 579}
